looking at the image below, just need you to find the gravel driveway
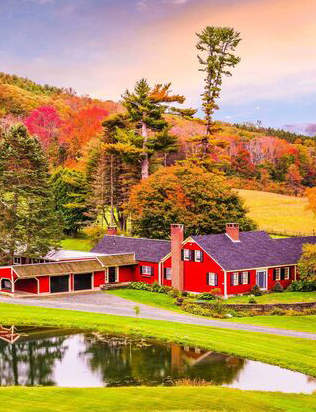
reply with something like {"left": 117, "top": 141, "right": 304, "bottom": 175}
{"left": 0, "top": 292, "right": 315, "bottom": 340}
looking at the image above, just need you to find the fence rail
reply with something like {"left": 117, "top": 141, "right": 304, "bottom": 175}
{"left": 263, "top": 228, "right": 316, "bottom": 238}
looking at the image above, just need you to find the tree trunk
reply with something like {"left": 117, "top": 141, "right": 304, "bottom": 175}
{"left": 9, "top": 191, "right": 19, "bottom": 265}
{"left": 141, "top": 118, "right": 149, "bottom": 179}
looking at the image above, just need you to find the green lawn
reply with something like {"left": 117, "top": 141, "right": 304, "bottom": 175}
{"left": 223, "top": 291, "right": 316, "bottom": 305}
{"left": 0, "top": 386, "right": 315, "bottom": 412}
{"left": 60, "top": 237, "right": 91, "bottom": 251}
{"left": 227, "top": 315, "right": 316, "bottom": 334}
{"left": 1, "top": 303, "right": 316, "bottom": 377}
{"left": 108, "top": 289, "right": 184, "bottom": 312}
{"left": 237, "top": 189, "right": 316, "bottom": 235}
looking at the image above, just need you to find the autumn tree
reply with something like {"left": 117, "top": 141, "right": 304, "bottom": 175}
{"left": 297, "top": 244, "right": 316, "bottom": 281}
{"left": 125, "top": 165, "right": 256, "bottom": 239}
{"left": 0, "top": 124, "right": 61, "bottom": 264}
{"left": 196, "top": 26, "right": 241, "bottom": 154}
{"left": 24, "top": 106, "right": 64, "bottom": 166}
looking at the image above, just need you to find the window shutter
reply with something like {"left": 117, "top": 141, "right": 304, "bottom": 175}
{"left": 247, "top": 272, "right": 250, "bottom": 284}
{"left": 189, "top": 250, "right": 194, "bottom": 261}
{"left": 140, "top": 266, "right": 143, "bottom": 275}
{"left": 151, "top": 267, "right": 154, "bottom": 276}
{"left": 181, "top": 250, "right": 184, "bottom": 261}
{"left": 215, "top": 274, "right": 218, "bottom": 286}
{"left": 206, "top": 273, "right": 209, "bottom": 285}
{"left": 164, "top": 268, "right": 167, "bottom": 279}
{"left": 200, "top": 251, "right": 204, "bottom": 262}
{"left": 281, "top": 268, "right": 285, "bottom": 280}
{"left": 230, "top": 274, "right": 234, "bottom": 286}
{"left": 273, "top": 269, "right": 276, "bottom": 281}
{"left": 238, "top": 273, "right": 242, "bottom": 285}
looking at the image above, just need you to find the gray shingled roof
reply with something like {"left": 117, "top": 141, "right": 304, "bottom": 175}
{"left": 91, "top": 235, "right": 170, "bottom": 263}
{"left": 192, "top": 232, "right": 316, "bottom": 271}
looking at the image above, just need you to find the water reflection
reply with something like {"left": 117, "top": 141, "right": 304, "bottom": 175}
{"left": 0, "top": 325, "right": 315, "bottom": 393}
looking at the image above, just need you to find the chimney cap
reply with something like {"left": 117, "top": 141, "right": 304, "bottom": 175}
{"left": 226, "top": 223, "right": 239, "bottom": 228}
{"left": 171, "top": 224, "right": 184, "bottom": 229}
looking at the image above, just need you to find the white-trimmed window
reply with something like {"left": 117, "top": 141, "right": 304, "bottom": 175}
{"left": 13, "top": 257, "right": 21, "bottom": 265}
{"left": 183, "top": 249, "right": 191, "bottom": 261}
{"left": 141, "top": 266, "right": 153, "bottom": 276}
{"left": 231, "top": 272, "right": 239, "bottom": 286}
{"left": 194, "top": 250, "right": 203, "bottom": 262}
{"left": 284, "top": 267, "right": 290, "bottom": 280}
{"left": 207, "top": 273, "right": 218, "bottom": 286}
{"left": 164, "top": 268, "right": 171, "bottom": 280}
{"left": 275, "top": 268, "right": 281, "bottom": 281}
{"left": 242, "top": 272, "right": 249, "bottom": 285}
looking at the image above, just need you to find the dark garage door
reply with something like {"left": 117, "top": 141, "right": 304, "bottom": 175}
{"left": 74, "top": 273, "right": 92, "bottom": 291}
{"left": 50, "top": 275, "right": 69, "bottom": 294}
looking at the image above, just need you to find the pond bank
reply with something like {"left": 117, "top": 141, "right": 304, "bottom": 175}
{"left": 0, "top": 303, "right": 316, "bottom": 377}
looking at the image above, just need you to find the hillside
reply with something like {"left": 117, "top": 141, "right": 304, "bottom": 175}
{"left": 237, "top": 189, "right": 316, "bottom": 236}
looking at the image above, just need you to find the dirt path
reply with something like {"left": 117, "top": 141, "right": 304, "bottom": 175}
{"left": 0, "top": 292, "right": 316, "bottom": 340}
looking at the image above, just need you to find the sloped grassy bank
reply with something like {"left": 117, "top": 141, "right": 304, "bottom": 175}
{"left": 0, "top": 303, "right": 316, "bottom": 377}
{"left": 0, "top": 386, "right": 315, "bottom": 412}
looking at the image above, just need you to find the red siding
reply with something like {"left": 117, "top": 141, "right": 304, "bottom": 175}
{"left": 227, "top": 270, "right": 257, "bottom": 295}
{"left": 38, "top": 276, "right": 50, "bottom": 293}
{"left": 182, "top": 241, "right": 225, "bottom": 294}
{"left": 94, "top": 271, "right": 106, "bottom": 287}
{"left": 268, "top": 266, "right": 295, "bottom": 290}
{"left": 15, "top": 278, "right": 38, "bottom": 294}
{"left": 0, "top": 267, "right": 13, "bottom": 280}
{"left": 162, "top": 257, "right": 172, "bottom": 287}
{"left": 118, "top": 266, "right": 134, "bottom": 283}
{"left": 133, "top": 261, "right": 159, "bottom": 284}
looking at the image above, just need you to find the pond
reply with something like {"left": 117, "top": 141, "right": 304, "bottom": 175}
{"left": 0, "top": 325, "right": 315, "bottom": 393}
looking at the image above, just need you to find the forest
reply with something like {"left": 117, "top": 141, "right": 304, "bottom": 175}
{"left": 1, "top": 26, "right": 316, "bottom": 263}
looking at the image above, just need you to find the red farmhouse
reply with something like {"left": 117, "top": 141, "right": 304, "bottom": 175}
{"left": 0, "top": 223, "right": 315, "bottom": 298}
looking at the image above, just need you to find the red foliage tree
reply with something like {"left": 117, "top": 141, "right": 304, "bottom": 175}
{"left": 24, "top": 106, "right": 63, "bottom": 148}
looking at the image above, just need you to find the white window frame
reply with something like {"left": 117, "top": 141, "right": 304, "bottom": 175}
{"left": 232, "top": 272, "right": 239, "bottom": 286}
{"left": 275, "top": 268, "right": 281, "bottom": 281}
{"left": 207, "top": 273, "right": 216, "bottom": 286}
{"left": 13, "top": 257, "right": 22, "bottom": 265}
{"left": 284, "top": 267, "right": 290, "bottom": 280}
{"left": 165, "top": 267, "right": 171, "bottom": 280}
{"left": 242, "top": 271, "right": 249, "bottom": 285}
{"left": 142, "top": 266, "right": 152, "bottom": 276}
{"left": 194, "top": 250, "right": 202, "bottom": 262}
{"left": 183, "top": 249, "right": 190, "bottom": 261}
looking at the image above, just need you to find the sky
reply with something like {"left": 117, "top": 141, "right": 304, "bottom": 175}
{"left": 0, "top": 0, "right": 315, "bottom": 131}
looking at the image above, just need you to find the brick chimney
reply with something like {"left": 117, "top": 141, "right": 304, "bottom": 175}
{"left": 107, "top": 226, "right": 118, "bottom": 236}
{"left": 226, "top": 223, "right": 240, "bottom": 242}
{"left": 171, "top": 224, "right": 184, "bottom": 291}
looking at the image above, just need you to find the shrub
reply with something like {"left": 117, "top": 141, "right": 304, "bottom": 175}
{"left": 128, "top": 282, "right": 151, "bottom": 291}
{"left": 168, "top": 288, "right": 180, "bottom": 298}
{"left": 212, "top": 300, "right": 225, "bottom": 315}
{"left": 211, "top": 288, "right": 222, "bottom": 296}
{"left": 251, "top": 285, "right": 262, "bottom": 296}
{"left": 248, "top": 296, "right": 257, "bottom": 304}
{"left": 197, "top": 292, "right": 216, "bottom": 301}
{"left": 272, "top": 282, "right": 284, "bottom": 293}
{"left": 288, "top": 280, "right": 316, "bottom": 292}
{"left": 270, "top": 308, "right": 286, "bottom": 316}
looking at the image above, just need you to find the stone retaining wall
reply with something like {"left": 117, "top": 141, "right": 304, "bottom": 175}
{"left": 196, "top": 301, "right": 316, "bottom": 312}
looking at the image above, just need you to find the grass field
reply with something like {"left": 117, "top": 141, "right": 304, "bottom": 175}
{"left": 0, "top": 386, "right": 315, "bottom": 412}
{"left": 60, "top": 236, "right": 91, "bottom": 251}
{"left": 237, "top": 189, "right": 316, "bottom": 235}
{"left": 107, "top": 289, "right": 184, "bottom": 312}
{"left": 227, "top": 315, "right": 316, "bottom": 333}
{"left": 223, "top": 291, "right": 316, "bottom": 304}
{"left": 1, "top": 303, "right": 316, "bottom": 376}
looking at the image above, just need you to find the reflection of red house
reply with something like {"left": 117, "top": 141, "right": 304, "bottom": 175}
{"left": 1, "top": 223, "right": 315, "bottom": 298}
{"left": 0, "top": 326, "right": 20, "bottom": 344}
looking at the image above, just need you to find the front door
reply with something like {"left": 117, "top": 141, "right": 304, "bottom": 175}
{"left": 256, "top": 270, "right": 267, "bottom": 290}
{"left": 108, "top": 267, "right": 117, "bottom": 283}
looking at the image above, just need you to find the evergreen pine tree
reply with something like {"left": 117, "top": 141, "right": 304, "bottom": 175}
{"left": 196, "top": 26, "right": 241, "bottom": 155}
{"left": 0, "top": 124, "right": 62, "bottom": 264}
